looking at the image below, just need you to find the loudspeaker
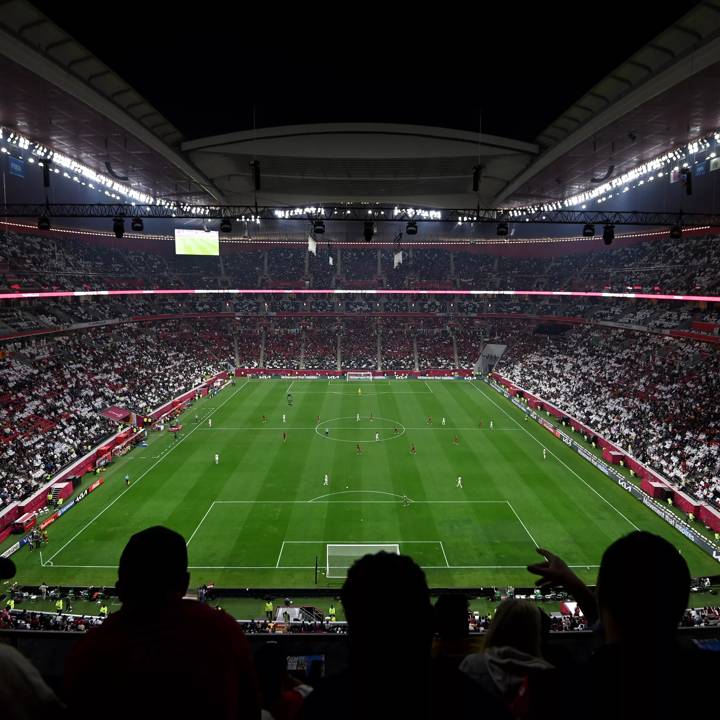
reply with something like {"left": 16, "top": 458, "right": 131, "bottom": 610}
{"left": 250, "top": 160, "right": 261, "bottom": 191}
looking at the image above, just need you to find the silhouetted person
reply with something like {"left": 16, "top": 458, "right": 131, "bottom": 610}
{"left": 65, "top": 526, "right": 259, "bottom": 719}
{"left": 254, "top": 642, "right": 312, "bottom": 720}
{"left": 433, "top": 593, "right": 476, "bottom": 663}
{"left": 460, "top": 599, "right": 553, "bottom": 717}
{"left": 0, "top": 556, "right": 66, "bottom": 719}
{"left": 526, "top": 531, "right": 720, "bottom": 719}
{"left": 301, "top": 552, "right": 509, "bottom": 720}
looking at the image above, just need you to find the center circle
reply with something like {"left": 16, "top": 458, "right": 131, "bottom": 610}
{"left": 315, "top": 416, "right": 407, "bottom": 443}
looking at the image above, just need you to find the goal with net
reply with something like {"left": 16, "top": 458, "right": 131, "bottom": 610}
{"left": 326, "top": 543, "right": 399, "bottom": 578}
{"left": 346, "top": 372, "right": 373, "bottom": 381}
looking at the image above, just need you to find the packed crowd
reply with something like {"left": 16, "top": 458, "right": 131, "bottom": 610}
{"left": 340, "top": 320, "right": 377, "bottom": 370}
{"left": 263, "top": 327, "right": 303, "bottom": 370}
{"left": 4, "top": 229, "right": 720, "bottom": 295}
{"left": 3, "top": 291, "right": 718, "bottom": 342}
{"left": 681, "top": 605, "right": 720, "bottom": 627}
{"left": 496, "top": 325, "right": 720, "bottom": 509}
{"left": 0, "top": 607, "right": 104, "bottom": 632}
{"left": 303, "top": 321, "right": 340, "bottom": 370}
{"left": 0, "top": 320, "right": 234, "bottom": 509}
{"left": 416, "top": 328, "right": 455, "bottom": 369}
{"left": 381, "top": 325, "right": 416, "bottom": 370}
{"left": 3, "top": 227, "right": 720, "bottom": 516}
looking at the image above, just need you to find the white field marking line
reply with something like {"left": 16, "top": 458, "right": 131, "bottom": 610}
{"left": 186, "top": 502, "right": 217, "bottom": 547}
{"left": 43, "top": 380, "right": 250, "bottom": 565}
{"left": 404, "top": 500, "right": 508, "bottom": 504}
{"left": 213, "top": 497, "right": 510, "bottom": 504}
{"left": 288, "top": 390, "right": 433, "bottom": 396}
{"left": 214, "top": 500, "right": 409, "bottom": 504}
{"left": 40, "top": 562, "right": 601, "bottom": 570}
{"left": 424, "top": 380, "right": 434, "bottom": 394}
{"left": 276, "top": 540, "right": 286, "bottom": 568}
{"left": 440, "top": 541, "right": 450, "bottom": 567}
{"left": 195, "top": 564, "right": 603, "bottom": 570}
{"left": 507, "top": 502, "right": 539, "bottom": 548}
{"left": 283, "top": 540, "right": 444, "bottom": 543}
{"left": 308, "top": 490, "right": 405, "bottom": 502}
{"left": 206, "top": 426, "right": 520, "bottom": 431}
{"left": 42, "top": 564, "right": 119, "bottom": 569}
{"left": 471, "top": 382, "right": 641, "bottom": 531}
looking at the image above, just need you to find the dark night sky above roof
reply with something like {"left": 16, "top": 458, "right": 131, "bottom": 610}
{"left": 32, "top": 1, "right": 702, "bottom": 143}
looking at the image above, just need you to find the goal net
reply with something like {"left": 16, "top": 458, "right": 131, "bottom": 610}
{"left": 346, "top": 372, "right": 373, "bottom": 381}
{"left": 326, "top": 543, "right": 399, "bottom": 578}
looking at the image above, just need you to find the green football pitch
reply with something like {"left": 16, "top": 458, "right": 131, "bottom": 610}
{"left": 7, "top": 378, "right": 719, "bottom": 589}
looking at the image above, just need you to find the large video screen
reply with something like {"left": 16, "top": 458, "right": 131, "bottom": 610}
{"left": 174, "top": 228, "right": 219, "bottom": 256}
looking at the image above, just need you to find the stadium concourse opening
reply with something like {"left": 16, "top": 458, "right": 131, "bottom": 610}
{"left": 2, "top": 2, "right": 720, "bottom": 715}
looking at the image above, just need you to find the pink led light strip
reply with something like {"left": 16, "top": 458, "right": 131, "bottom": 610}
{"left": 1, "top": 288, "right": 719, "bottom": 302}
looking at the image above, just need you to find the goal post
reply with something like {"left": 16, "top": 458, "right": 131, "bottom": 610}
{"left": 346, "top": 372, "right": 373, "bottom": 381}
{"left": 326, "top": 543, "right": 400, "bottom": 578}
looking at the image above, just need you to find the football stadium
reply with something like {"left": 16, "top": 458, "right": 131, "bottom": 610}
{"left": 1, "top": 2, "right": 720, "bottom": 718}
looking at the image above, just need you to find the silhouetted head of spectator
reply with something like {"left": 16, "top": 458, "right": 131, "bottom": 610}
{"left": 484, "top": 599, "right": 544, "bottom": 658}
{"left": 597, "top": 531, "right": 690, "bottom": 644}
{"left": 254, "top": 641, "right": 285, "bottom": 711}
{"left": 342, "top": 552, "right": 432, "bottom": 659}
{"left": 116, "top": 526, "right": 189, "bottom": 607}
{"left": 434, "top": 594, "right": 469, "bottom": 641}
{"left": 0, "top": 556, "right": 16, "bottom": 580}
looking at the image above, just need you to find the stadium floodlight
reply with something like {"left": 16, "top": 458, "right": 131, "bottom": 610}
{"left": 582, "top": 223, "right": 595, "bottom": 237}
{"left": 113, "top": 217, "right": 125, "bottom": 239}
{"left": 603, "top": 224, "right": 614, "bottom": 245}
{"left": 363, "top": 221, "right": 375, "bottom": 242}
{"left": 406, "top": 220, "right": 418, "bottom": 235}
{"left": 131, "top": 217, "right": 144, "bottom": 232}
{"left": 669, "top": 224, "right": 682, "bottom": 239}
{"left": 313, "top": 219, "right": 325, "bottom": 234}
{"left": 496, "top": 222, "right": 509, "bottom": 236}
{"left": 220, "top": 217, "right": 232, "bottom": 233}
{"left": 37, "top": 215, "right": 50, "bottom": 231}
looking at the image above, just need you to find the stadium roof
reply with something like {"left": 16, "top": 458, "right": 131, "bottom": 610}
{"left": 1, "top": 1, "right": 719, "bottom": 212}
{"left": 181, "top": 124, "right": 539, "bottom": 208}
{"left": 501, "top": 3, "right": 720, "bottom": 207}
{"left": 0, "top": 0, "right": 223, "bottom": 204}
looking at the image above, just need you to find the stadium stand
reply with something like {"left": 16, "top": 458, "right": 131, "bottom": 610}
{"left": 495, "top": 325, "right": 720, "bottom": 510}
{"left": 0, "top": 320, "right": 234, "bottom": 508}
{"left": 5, "top": 229, "right": 720, "bottom": 294}
{"left": 3, "top": 224, "right": 720, "bottom": 515}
